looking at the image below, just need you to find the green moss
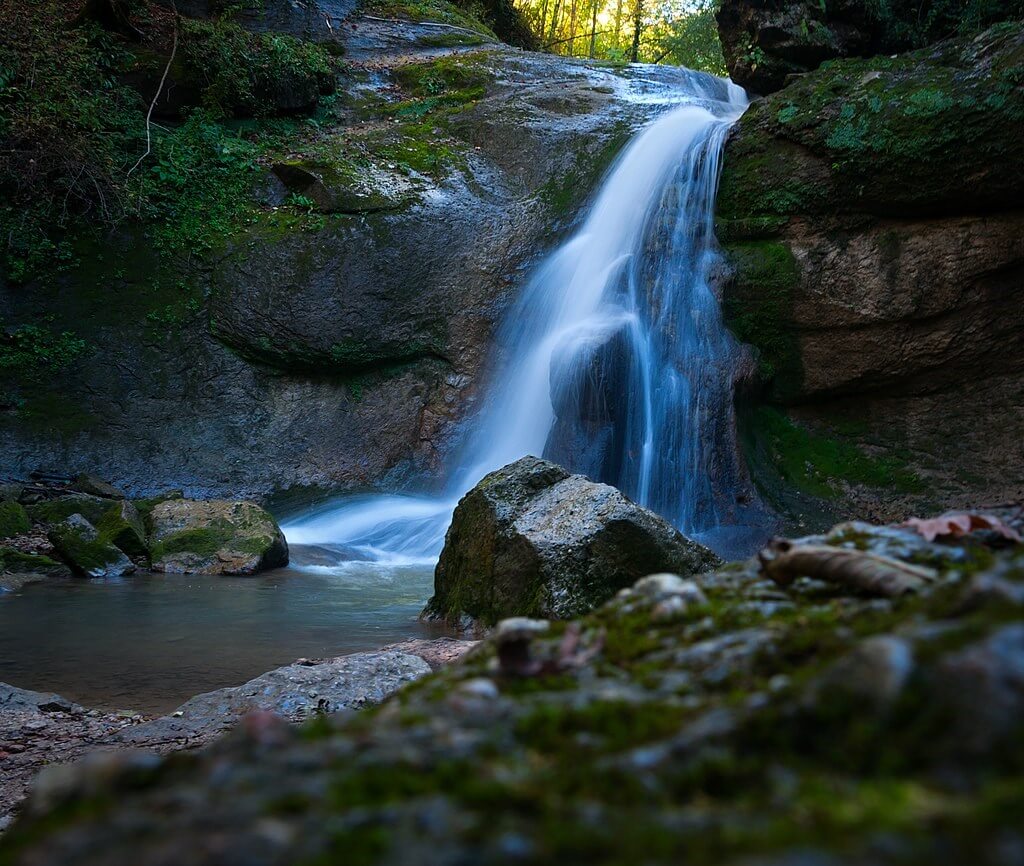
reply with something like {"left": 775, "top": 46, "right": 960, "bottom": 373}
{"left": 0, "top": 502, "right": 31, "bottom": 539}
{"left": 150, "top": 525, "right": 273, "bottom": 561}
{"left": 538, "top": 122, "right": 633, "bottom": 220}
{"left": 744, "top": 407, "right": 923, "bottom": 501}
{"left": 0, "top": 547, "right": 66, "bottom": 575}
{"left": 721, "top": 240, "right": 802, "bottom": 397}
{"left": 27, "top": 496, "right": 111, "bottom": 527}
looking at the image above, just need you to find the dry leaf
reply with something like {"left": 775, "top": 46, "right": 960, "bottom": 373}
{"left": 900, "top": 513, "right": 1022, "bottom": 543}
{"left": 759, "top": 538, "right": 938, "bottom": 598}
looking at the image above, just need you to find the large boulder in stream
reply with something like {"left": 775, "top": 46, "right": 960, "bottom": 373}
{"left": 427, "top": 456, "right": 720, "bottom": 624}
{"left": 47, "top": 515, "right": 136, "bottom": 578}
{"left": 148, "top": 499, "right": 288, "bottom": 575}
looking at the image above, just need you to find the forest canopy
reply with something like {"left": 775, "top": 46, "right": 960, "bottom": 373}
{"left": 508, "top": 0, "right": 726, "bottom": 70}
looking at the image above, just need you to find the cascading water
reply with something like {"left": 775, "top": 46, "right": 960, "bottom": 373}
{"left": 286, "top": 71, "right": 753, "bottom": 561}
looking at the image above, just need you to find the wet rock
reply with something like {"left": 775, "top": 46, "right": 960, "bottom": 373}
{"left": 72, "top": 473, "right": 126, "bottom": 499}
{"left": 148, "top": 499, "right": 288, "bottom": 575}
{"left": 271, "top": 161, "right": 405, "bottom": 213}
{"left": 120, "top": 650, "right": 431, "bottom": 743}
{"left": 428, "top": 457, "right": 719, "bottom": 624}
{"left": 0, "top": 682, "right": 83, "bottom": 715}
{"left": 47, "top": 514, "right": 136, "bottom": 578}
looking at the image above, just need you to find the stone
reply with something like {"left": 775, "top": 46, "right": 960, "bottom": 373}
{"left": 148, "top": 499, "right": 288, "bottom": 575}
{"left": 47, "top": 514, "right": 136, "bottom": 578}
{"left": 0, "top": 682, "right": 83, "bottom": 715}
{"left": 0, "top": 547, "right": 71, "bottom": 579}
{"left": 27, "top": 494, "right": 113, "bottom": 528}
{"left": 94, "top": 500, "right": 149, "bottom": 560}
{"left": 120, "top": 650, "right": 431, "bottom": 744}
{"left": 633, "top": 573, "right": 709, "bottom": 605}
{"left": 928, "top": 624, "right": 1024, "bottom": 759}
{"left": 72, "top": 473, "right": 126, "bottom": 500}
{"left": 427, "top": 457, "right": 719, "bottom": 625}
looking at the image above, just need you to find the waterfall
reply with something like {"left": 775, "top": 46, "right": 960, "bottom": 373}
{"left": 285, "top": 72, "right": 751, "bottom": 561}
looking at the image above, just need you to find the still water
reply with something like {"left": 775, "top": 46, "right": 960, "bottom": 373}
{"left": 0, "top": 554, "right": 442, "bottom": 715}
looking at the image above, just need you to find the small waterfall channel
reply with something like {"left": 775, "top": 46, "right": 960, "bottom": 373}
{"left": 286, "top": 72, "right": 753, "bottom": 561}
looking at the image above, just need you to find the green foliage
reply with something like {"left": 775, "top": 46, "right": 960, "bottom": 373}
{"left": 0, "top": 323, "right": 89, "bottom": 375}
{"left": 178, "top": 17, "right": 333, "bottom": 117}
{"left": 647, "top": 0, "right": 727, "bottom": 74}
{"left": 0, "top": 0, "right": 335, "bottom": 284}
{"left": 0, "top": 0, "right": 143, "bottom": 282}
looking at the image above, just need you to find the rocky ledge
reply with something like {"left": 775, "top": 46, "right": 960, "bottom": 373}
{"left": 1, "top": 515, "right": 1021, "bottom": 865}
{"left": 0, "top": 638, "right": 476, "bottom": 832}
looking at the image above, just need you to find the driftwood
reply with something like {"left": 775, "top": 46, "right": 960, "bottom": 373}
{"left": 758, "top": 538, "right": 938, "bottom": 598}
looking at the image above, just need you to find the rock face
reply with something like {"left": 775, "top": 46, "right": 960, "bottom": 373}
{"left": 717, "top": 0, "right": 1024, "bottom": 94}
{"left": 428, "top": 457, "right": 720, "bottom": 624}
{"left": 0, "top": 22, "right": 697, "bottom": 499}
{"left": 148, "top": 499, "right": 288, "bottom": 575}
{"left": 5, "top": 522, "right": 1022, "bottom": 864}
{"left": 717, "top": 23, "right": 1024, "bottom": 523}
{"left": 120, "top": 650, "right": 431, "bottom": 744}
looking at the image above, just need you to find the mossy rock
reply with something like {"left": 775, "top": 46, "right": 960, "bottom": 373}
{"left": 0, "top": 546, "right": 70, "bottom": 577}
{"left": 27, "top": 494, "right": 112, "bottom": 528}
{"left": 428, "top": 456, "right": 719, "bottom": 625}
{"left": 94, "top": 500, "right": 149, "bottom": 561}
{"left": 47, "top": 514, "right": 137, "bottom": 578}
{"left": 148, "top": 499, "right": 288, "bottom": 575}
{"left": 717, "top": 23, "right": 1024, "bottom": 220}
{"left": 0, "top": 501, "right": 31, "bottom": 539}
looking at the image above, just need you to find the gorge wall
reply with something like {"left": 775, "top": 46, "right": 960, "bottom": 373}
{"left": 716, "top": 21, "right": 1024, "bottom": 527}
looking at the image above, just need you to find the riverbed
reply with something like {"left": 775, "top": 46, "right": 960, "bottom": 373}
{"left": 0, "top": 555, "right": 444, "bottom": 715}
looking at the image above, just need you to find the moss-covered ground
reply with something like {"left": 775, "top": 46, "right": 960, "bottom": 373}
{"left": 2, "top": 524, "right": 1021, "bottom": 864}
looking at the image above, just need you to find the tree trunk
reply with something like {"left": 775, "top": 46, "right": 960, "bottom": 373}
{"left": 630, "top": 0, "right": 643, "bottom": 62}
{"left": 589, "top": 0, "right": 599, "bottom": 57}
{"left": 568, "top": 0, "right": 579, "bottom": 56}
{"left": 547, "top": 0, "right": 563, "bottom": 44}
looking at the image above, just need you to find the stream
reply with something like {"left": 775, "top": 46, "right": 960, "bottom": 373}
{"left": 0, "top": 553, "right": 444, "bottom": 715}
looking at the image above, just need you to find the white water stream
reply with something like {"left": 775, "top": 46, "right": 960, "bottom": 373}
{"left": 286, "top": 71, "right": 750, "bottom": 562}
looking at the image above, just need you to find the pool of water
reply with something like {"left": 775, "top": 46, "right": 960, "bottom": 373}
{"left": 0, "top": 554, "right": 445, "bottom": 715}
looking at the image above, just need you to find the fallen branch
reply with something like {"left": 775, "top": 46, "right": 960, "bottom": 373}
{"left": 127, "top": 2, "right": 178, "bottom": 180}
{"left": 758, "top": 538, "right": 938, "bottom": 598}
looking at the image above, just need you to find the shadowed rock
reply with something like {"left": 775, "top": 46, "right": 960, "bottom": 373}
{"left": 427, "top": 456, "right": 720, "bottom": 625}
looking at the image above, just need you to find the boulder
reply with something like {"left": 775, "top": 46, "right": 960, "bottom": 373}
{"left": 0, "top": 546, "right": 71, "bottom": 578}
{"left": 94, "top": 500, "right": 149, "bottom": 560}
{"left": 148, "top": 499, "right": 288, "bottom": 575}
{"left": 47, "top": 514, "right": 136, "bottom": 578}
{"left": 27, "top": 494, "right": 113, "bottom": 528}
{"left": 427, "top": 456, "right": 720, "bottom": 624}
{"left": 120, "top": 650, "right": 431, "bottom": 744}
{"left": 72, "top": 473, "right": 126, "bottom": 499}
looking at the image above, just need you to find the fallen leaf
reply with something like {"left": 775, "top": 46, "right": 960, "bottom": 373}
{"left": 900, "top": 513, "right": 1022, "bottom": 543}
